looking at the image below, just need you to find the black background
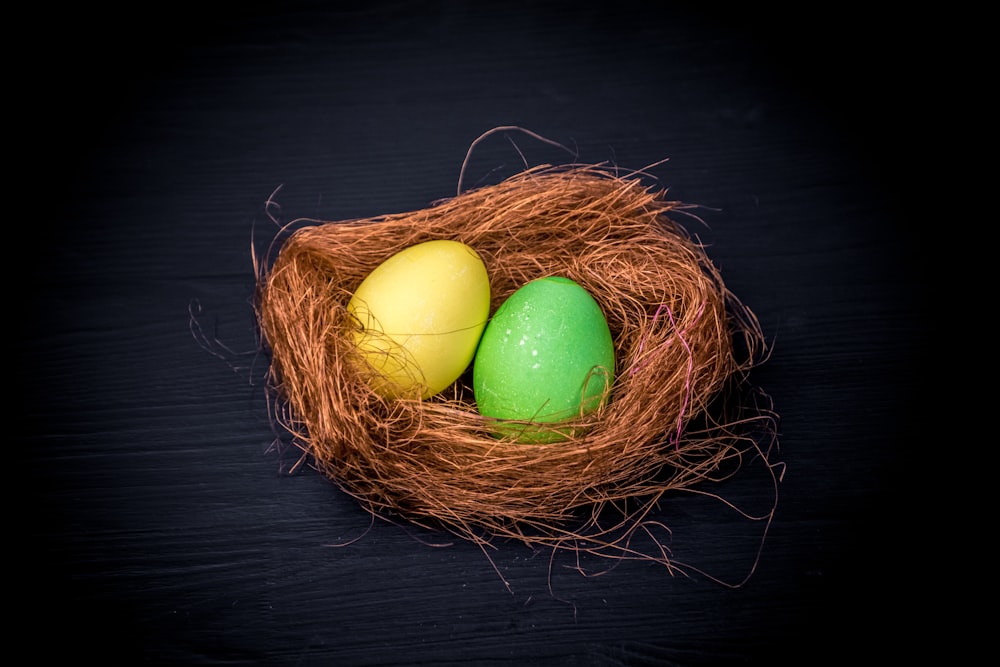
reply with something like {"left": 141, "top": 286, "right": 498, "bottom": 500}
{"left": 23, "top": 2, "right": 927, "bottom": 665}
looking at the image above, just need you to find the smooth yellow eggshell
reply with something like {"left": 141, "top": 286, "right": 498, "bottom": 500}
{"left": 347, "top": 239, "right": 491, "bottom": 399}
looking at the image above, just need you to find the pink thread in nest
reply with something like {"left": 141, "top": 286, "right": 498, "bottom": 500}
{"left": 631, "top": 303, "right": 704, "bottom": 450}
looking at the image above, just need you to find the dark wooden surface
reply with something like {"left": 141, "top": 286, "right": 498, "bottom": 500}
{"left": 23, "top": 3, "right": 927, "bottom": 665}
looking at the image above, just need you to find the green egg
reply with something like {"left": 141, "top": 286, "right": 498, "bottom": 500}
{"left": 473, "top": 276, "right": 615, "bottom": 443}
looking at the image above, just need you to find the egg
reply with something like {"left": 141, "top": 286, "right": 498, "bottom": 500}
{"left": 347, "top": 239, "right": 491, "bottom": 399}
{"left": 473, "top": 276, "right": 615, "bottom": 443}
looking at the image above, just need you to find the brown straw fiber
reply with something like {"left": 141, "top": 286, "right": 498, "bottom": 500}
{"left": 254, "top": 159, "right": 779, "bottom": 575}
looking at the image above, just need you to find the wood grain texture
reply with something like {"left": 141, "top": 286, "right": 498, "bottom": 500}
{"left": 21, "top": 2, "right": 926, "bottom": 665}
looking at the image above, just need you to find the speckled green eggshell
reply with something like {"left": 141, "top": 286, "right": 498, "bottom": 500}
{"left": 473, "top": 276, "right": 615, "bottom": 443}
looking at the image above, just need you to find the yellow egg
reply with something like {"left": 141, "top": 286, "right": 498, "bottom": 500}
{"left": 346, "top": 239, "right": 491, "bottom": 399}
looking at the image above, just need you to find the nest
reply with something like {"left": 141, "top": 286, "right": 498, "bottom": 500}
{"left": 255, "top": 161, "right": 778, "bottom": 571}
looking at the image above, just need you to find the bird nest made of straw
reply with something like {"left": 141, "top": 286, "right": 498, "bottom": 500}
{"left": 254, "top": 160, "right": 778, "bottom": 568}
